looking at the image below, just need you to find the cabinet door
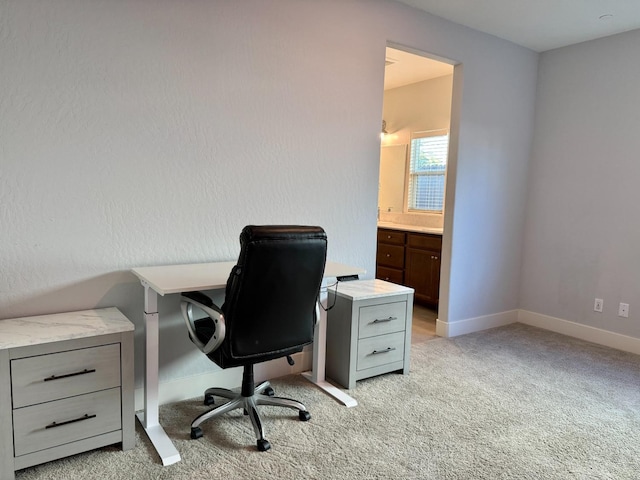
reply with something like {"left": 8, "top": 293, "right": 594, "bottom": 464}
{"left": 405, "top": 248, "right": 441, "bottom": 305}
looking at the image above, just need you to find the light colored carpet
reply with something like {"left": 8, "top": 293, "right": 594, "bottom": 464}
{"left": 16, "top": 323, "right": 640, "bottom": 479}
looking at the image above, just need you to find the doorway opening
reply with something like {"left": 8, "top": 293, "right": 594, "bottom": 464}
{"left": 377, "top": 45, "right": 456, "bottom": 340}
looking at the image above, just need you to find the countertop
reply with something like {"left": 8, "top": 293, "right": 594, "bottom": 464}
{"left": 0, "top": 308, "right": 134, "bottom": 350}
{"left": 329, "top": 278, "right": 414, "bottom": 300}
{"left": 377, "top": 222, "right": 443, "bottom": 235}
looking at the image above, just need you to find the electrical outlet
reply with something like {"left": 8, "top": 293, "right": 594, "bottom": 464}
{"left": 618, "top": 303, "right": 629, "bottom": 318}
{"left": 594, "top": 298, "right": 603, "bottom": 312}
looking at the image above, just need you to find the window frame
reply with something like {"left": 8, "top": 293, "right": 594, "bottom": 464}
{"left": 406, "top": 129, "right": 449, "bottom": 214}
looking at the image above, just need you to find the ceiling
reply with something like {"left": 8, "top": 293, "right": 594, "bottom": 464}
{"left": 384, "top": 47, "right": 453, "bottom": 90}
{"left": 395, "top": 0, "right": 640, "bottom": 52}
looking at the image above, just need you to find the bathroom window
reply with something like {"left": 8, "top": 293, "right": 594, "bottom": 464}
{"left": 407, "top": 130, "right": 448, "bottom": 212}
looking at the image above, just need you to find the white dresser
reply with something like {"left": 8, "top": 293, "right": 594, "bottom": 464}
{"left": 325, "top": 279, "right": 414, "bottom": 389}
{"left": 0, "top": 308, "right": 135, "bottom": 480}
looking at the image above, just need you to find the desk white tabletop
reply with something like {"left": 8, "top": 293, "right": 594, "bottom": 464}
{"left": 132, "top": 261, "right": 365, "bottom": 296}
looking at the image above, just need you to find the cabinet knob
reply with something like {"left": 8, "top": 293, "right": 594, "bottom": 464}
{"left": 387, "top": 235, "right": 392, "bottom": 239}
{"left": 386, "top": 254, "right": 390, "bottom": 257}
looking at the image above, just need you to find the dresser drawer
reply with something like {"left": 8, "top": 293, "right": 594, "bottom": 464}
{"left": 11, "top": 344, "right": 121, "bottom": 408}
{"left": 407, "top": 232, "right": 442, "bottom": 250}
{"left": 13, "top": 387, "right": 122, "bottom": 457}
{"left": 376, "top": 266, "right": 403, "bottom": 285}
{"left": 377, "top": 229, "right": 406, "bottom": 245}
{"left": 357, "top": 332, "right": 405, "bottom": 371}
{"left": 358, "top": 301, "right": 407, "bottom": 339}
{"left": 376, "top": 244, "right": 405, "bottom": 269}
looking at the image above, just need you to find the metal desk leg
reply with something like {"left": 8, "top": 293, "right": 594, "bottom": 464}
{"left": 302, "top": 283, "right": 357, "bottom": 408}
{"left": 135, "top": 283, "right": 181, "bottom": 466}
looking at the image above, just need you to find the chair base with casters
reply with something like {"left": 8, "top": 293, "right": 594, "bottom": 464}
{"left": 190, "top": 363, "right": 311, "bottom": 452}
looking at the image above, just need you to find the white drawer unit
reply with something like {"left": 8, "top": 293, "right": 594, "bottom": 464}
{"left": 326, "top": 279, "right": 414, "bottom": 389}
{"left": 0, "top": 308, "right": 135, "bottom": 480}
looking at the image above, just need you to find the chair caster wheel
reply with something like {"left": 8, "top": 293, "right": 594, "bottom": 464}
{"left": 257, "top": 439, "right": 271, "bottom": 451}
{"left": 264, "top": 386, "right": 275, "bottom": 397}
{"left": 204, "top": 394, "right": 215, "bottom": 406}
{"left": 191, "top": 427, "right": 203, "bottom": 439}
{"left": 299, "top": 410, "right": 311, "bottom": 421}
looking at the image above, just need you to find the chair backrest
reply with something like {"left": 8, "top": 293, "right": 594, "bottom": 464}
{"left": 221, "top": 225, "right": 327, "bottom": 362}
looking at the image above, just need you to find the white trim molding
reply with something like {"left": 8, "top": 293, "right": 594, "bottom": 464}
{"left": 436, "top": 309, "right": 518, "bottom": 337}
{"left": 518, "top": 310, "right": 640, "bottom": 356}
{"left": 436, "top": 308, "right": 640, "bottom": 356}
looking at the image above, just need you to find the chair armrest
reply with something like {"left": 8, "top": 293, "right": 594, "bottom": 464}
{"left": 180, "top": 292, "right": 226, "bottom": 355}
{"left": 182, "top": 290, "right": 215, "bottom": 308}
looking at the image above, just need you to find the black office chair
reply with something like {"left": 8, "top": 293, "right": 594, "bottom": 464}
{"left": 180, "top": 225, "right": 327, "bottom": 451}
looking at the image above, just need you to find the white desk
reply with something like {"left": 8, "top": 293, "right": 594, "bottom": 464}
{"left": 131, "top": 260, "right": 364, "bottom": 466}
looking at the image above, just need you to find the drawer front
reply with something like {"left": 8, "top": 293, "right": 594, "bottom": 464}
{"left": 376, "top": 266, "right": 403, "bottom": 285}
{"left": 358, "top": 301, "right": 407, "bottom": 338}
{"left": 376, "top": 244, "right": 405, "bottom": 269}
{"left": 11, "top": 344, "right": 121, "bottom": 408}
{"left": 407, "top": 233, "right": 442, "bottom": 250}
{"left": 356, "top": 332, "right": 405, "bottom": 371}
{"left": 377, "top": 229, "right": 406, "bottom": 245}
{"left": 13, "top": 387, "right": 122, "bottom": 457}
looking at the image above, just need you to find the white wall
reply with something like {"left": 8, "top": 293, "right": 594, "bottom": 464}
{"left": 521, "top": 29, "right": 640, "bottom": 338}
{"left": 0, "top": 0, "right": 538, "bottom": 394}
{"left": 382, "top": 74, "right": 454, "bottom": 147}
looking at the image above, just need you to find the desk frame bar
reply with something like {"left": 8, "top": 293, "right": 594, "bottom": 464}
{"left": 302, "top": 281, "right": 357, "bottom": 408}
{"left": 136, "top": 283, "right": 181, "bottom": 466}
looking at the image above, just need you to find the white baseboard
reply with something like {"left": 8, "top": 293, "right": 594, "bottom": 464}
{"left": 134, "top": 350, "right": 312, "bottom": 411}
{"left": 518, "top": 309, "right": 640, "bottom": 356}
{"left": 436, "top": 309, "right": 518, "bottom": 337}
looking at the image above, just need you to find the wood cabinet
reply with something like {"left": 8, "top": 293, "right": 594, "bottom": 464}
{"left": 376, "top": 229, "right": 406, "bottom": 285}
{"left": 0, "top": 308, "right": 135, "bottom": 480}
{"left": 326, "top": 280, "right": 414, "bottom": 389}
{"left": 376, "top": 228, "right": 442, "bottom": 307}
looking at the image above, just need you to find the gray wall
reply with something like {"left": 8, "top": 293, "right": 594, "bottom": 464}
{"left": 521, "top": 29, "right": 640, "bottom": 337}
{"left": 0, "top": 0, "right": 538, "bottom": 388}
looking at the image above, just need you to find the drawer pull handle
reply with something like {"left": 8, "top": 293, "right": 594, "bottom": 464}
{"left": 44, "top": 368, "right": 96, "bottom": 382}
{"left": 372, "top": 316, "right": 397, "bottom": 324}
{"left": 371, "top": 347, "right": 396, "bottom": 355}
{"left": 45, "top": 413, "right": 96, "bottom": 429}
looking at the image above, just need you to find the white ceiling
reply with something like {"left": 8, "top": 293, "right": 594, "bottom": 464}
{"left": 384, "top": 47, "right": 453, "bottom": 90}
{"left": 395, "top": 0, "right": 640, "bottom": 52}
